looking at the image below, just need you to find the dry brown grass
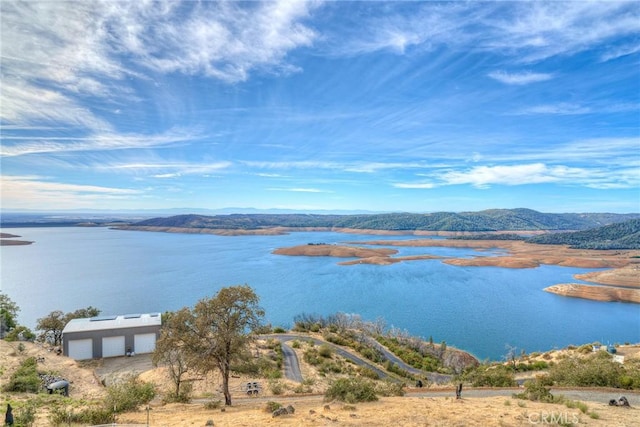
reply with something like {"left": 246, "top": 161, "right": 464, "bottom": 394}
{"left": 3, "top": 341, "right": 640, "bottom": 426}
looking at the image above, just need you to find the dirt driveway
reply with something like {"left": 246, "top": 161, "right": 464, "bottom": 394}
{"left": 93, "top": 353, "right": 154, "bottom": 386}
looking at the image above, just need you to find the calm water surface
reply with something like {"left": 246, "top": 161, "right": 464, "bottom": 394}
{"left": 1, "top": 227, "right": 638, "bottom": 360}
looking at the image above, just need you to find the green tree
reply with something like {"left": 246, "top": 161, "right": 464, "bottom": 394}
{"left": 152, "top": 308, "right": 192, "bottom": 401}
{"left": 0, "top": 291, "right": 20, "bottom": 338}
{"left": 183, "top": 285, "right": 264, "bottom": 406}
{"left": 36, "top": 306, "right": 101, "bottom": 346}
{"left": 67, "top": 306, "right": 101, "bottom": 320}
{"left": 36, "top": 310, "right": 66, "bottom": 345}
{"left": 5, "top": 325, "right": 36, "bottom": 342}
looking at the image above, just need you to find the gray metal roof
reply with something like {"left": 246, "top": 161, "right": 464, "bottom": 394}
{"left": 62, "top": 312, "right": 161, "bottom": 334}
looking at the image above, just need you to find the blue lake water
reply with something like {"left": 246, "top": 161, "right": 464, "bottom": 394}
{"left": 1, "top": 226, "right": 638, "bottom": 360}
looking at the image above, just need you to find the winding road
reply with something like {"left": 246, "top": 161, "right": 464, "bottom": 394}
{"left": 263, "top": 333, "right": 452, "bottom": 385}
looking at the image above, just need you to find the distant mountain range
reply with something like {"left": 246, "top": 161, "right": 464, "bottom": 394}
{"left": 132, "top": 208, "right": 639, "bottom": 232}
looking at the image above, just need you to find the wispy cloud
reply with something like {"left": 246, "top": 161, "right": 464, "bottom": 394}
{"left": 488, "top": 71, "right": 554, "bottom": 85}
{"left": 394, "top": 162, "right": 639, "bottom": 190}
{"left": 103, "top": 161, "right": 232, "bottom": 176}
{"left": 441, "top": 163, "right": 586, "bottom": 188}
{"left": 600, "top": 41, "right": 640, "bottom": 62}
{"left": 1, "top": 0, "right": 320, "bottom": 131}
{"left": 0, "top": 128, "right": 200, "bottom": 157}
{"left": 243, "top": 160, "right": 429, "bottom": 173}
{"left": 515, "top": 102, "right": 592, "bottom": 115}
{"left": 267, "top": 187, "right": 333, "bottom": 193}
{"left": 515, "top": 102, "right": 638, "bottom": 116}
{"left": 331, "top": 1, "right": 640, "bottom": 62}
{"left": 393, "top": 183, "right": 437, "bottom": 189}
{"left": 1, "top": 175, "right": 142, "bottom": 209}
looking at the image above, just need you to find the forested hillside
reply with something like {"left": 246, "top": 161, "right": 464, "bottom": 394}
{"left": 133, "top": 208, "right": 639, "bottom": 232}
{"left": 528, "top": 219, "right": 640, "bottom": 249}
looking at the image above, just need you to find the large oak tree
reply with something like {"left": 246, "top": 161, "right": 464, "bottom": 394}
{"left": 183, "top": 285, "right": 264, "bottom": 406}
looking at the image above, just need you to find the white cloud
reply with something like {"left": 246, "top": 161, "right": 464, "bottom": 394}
{"left": 105, "top": 161, "right": 232, "bottom": 176}
{"left": 0, "top": 128, "right": 200, "bottom": 157}
{"left": 441, "top": 163, "right": 586, "bottom": 188}
{"left": 267, "top": 187, "right": 332, "bottom": 193}
{"left": 488, "top": 71, "right": 554, "bottom": 85}
{"left": 1, "top": 175, "right": 142, "bottom": 209}
{"left": 333, "top": 1, "right": 640, "bottom": 62}
{"left": 600, "top": 42, "right": 640, "bottom": 62}
{"left": 0, "top": 0, "right": 320, "bottom": 132}
{"left": 393, "top": 182, "right": 437, "bottom": 189}
{"left": 0, "top": 81, "right": 113, "bottom": 133}
{"left": 394, "top": 162, "right": 638, "bottom": 190}
{"left": 515, "top": 103, "right": 592, "bottom": 115}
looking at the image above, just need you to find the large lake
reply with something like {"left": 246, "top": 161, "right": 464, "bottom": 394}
{"left": 1, "top": 226, "right": 638, "bottom": 360}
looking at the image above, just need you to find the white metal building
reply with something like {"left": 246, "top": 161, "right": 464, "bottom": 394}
{"left": 62, "top": 313, "right": 161, "bottom": 360}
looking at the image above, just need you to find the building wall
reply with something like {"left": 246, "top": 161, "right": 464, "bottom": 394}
{"left": 63, "top": 324, "right": 160, "bottom": 359}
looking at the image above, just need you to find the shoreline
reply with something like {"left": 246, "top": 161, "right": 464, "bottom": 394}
{"left": 0, "top": 232, "right": 33, "bottom": 246}
{"left": 271, "top": 239, "right": 640, "bottom": 304}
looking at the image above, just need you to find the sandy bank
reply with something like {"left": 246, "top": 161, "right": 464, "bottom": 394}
{"left": 575, "top": 265, "right": 640, "bottom": 288}
{"left": 0, "top": 240, "right": 33, "bottom": 246}
{"left": 273, "top": 244, "right": 397, "bottom": 259}
{"left": 274, "top": 238, "right": 640, "bottom": 303}
{"left": 1, "top": 232, "right": 22, "bottom": 238}
{"left": 544, "top": 284, "right": 640, "bottom": 304}
{"left": 0, "top": 231, "right": 33, "bottom": 245}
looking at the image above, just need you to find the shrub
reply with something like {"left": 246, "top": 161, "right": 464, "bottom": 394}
{"left": 514, "top": 376, "right": 554, "bottom": 402}
{"left": 105, "top": 376, "right": 156, "bottom": 413}
{"left": 163, "top": 381, "right": 192, "bottom": 403}
{"left": 50, "top": 406, "right": 114, "bottom": 425}
{"left": 359, "top": 346, "right": 384, "bottom": 364}
{"left": 203, "top": 400, "right": 222, "bottom": 410}
{"left": 318, "top": 344, "right": 333, "bottom": 358}
{"left": 530, "top": 360, "right": 549, "bottom": 370}
{"left": 264, "top": 401, "right": 282, "bottom": 413}
{"left": 462, "top": 364, "right": 516, "bottom": 387}
{"left": 358, "top": 366, "right": 379, "bottom": 380}
{"left": 375, "top": 380, "right": 405, "bottom": 397}
{"left": 12, "top": 402, "right": 37, "bottom": 426}
{"left": 384, "top": 361, "right": 414, "bottom": 380}
{"left": 4, "top": 326, "right": 36, "bottom": 342}
{"left": 273, "top": 327, "right": 287, "bottom": 333}
{"left": 303, "top": 347, "right": 322, "bottom": 366}
{"left": 3, "top": 357, "right": 41, "bottom": 393}
{"left": 269, "top": 379, "right": 284, "bottom": 395}
{"left": 549, "top": 352, "right": 624, "bottom": 388}
{"left": 324, "top": 377, "right": 378, "bottom": 403}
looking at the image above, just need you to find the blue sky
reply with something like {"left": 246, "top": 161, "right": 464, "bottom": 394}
{"left": 1, "top": 1, "right": 639, "bottom": 213}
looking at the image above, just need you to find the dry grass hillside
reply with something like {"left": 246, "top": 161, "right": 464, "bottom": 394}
{"left": 2, "top": 339, "right": 640, "bottom": 426}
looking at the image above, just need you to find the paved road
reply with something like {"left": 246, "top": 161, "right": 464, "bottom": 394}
{"left": 363, "top": 336, "right": 452, "bottom": 384}
{"left": 264, "top": 333, "right": 391, "bottom": 383}
{"left": 218, "top": 387, "right": 640, "bottom": 408}
{"left": 264, "top": 333, "right": 454, "bottom": 384}
{"left": 280, "top": 341, "right": 303, "bottom": 383}
{"left": 408, "top": 387, "right": 640, "bottom": 405}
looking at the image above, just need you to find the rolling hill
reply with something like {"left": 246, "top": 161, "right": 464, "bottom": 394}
{"left": 132, "top": 208, "right": 639, "bottom": 232}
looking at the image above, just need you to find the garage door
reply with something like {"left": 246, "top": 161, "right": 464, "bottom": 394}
{"left": 134, "top": 333, "right": 157, "bottom": 354}
{"left": 68, "top": 338, "right": 93, "bottom": 360}
{"left": 102, "top": 336, "right": 125, "bottom": 358}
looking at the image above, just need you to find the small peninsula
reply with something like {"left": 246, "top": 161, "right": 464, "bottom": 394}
{"left": 0, "top": 232, "right": 33, "bottom": 246}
